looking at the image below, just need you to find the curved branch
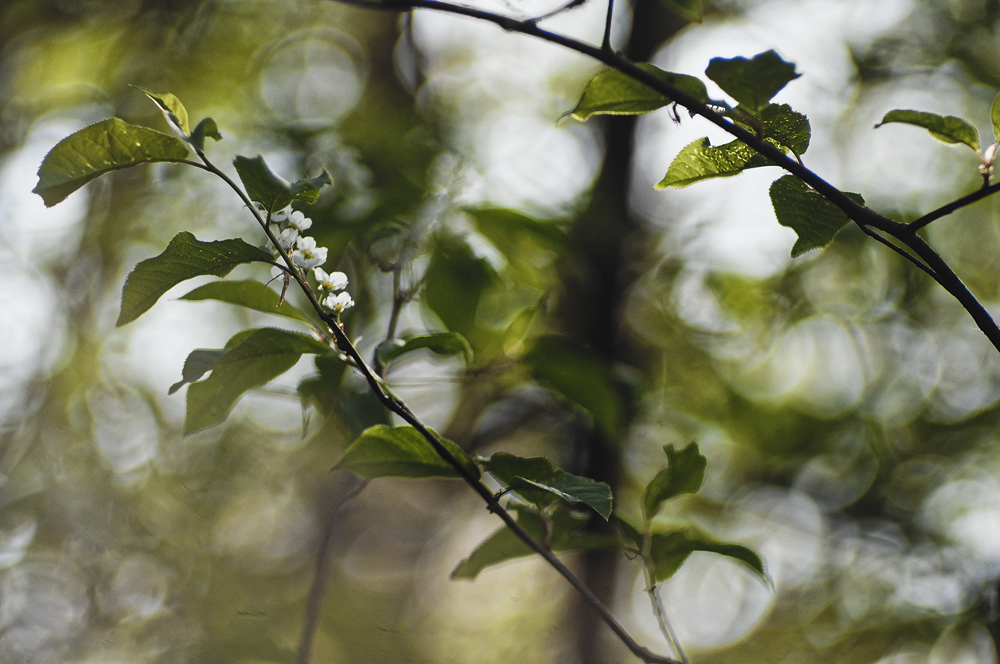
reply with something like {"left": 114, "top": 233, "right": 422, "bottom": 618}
{"left": 905, "top": 180, "right": 1000, "bottom": 234}
{"left": 328, "top": 0, "right": 1000, "bottom": 354}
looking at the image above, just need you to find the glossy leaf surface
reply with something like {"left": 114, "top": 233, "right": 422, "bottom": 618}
{"left": 564, "top": 63, "right": 712, "bottom": 122}
{"left": 876, "top": 109, "right": 980, "bottom": 151}
{"left": 33, "top": 118, "right": 190, "bottom": 207}
{"left": 655, "top": 137, "right": 773, "bottom": 189}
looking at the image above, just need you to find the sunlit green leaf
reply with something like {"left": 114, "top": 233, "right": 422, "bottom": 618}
{"left": 184, "top": 328, "right": 332, "bottom": 433}
{"left": 116, "top": 232, "right": 273, "bottom": 327}
{"left": 378, "top": 332, "right": 473, "bottom": 367}
{"left": 654, "top": 137, "right": 773, "bottom": 189}
{"left": 643, "top": 442, "right": 707, "bottom": 519}
{"left": 33, "top": 118, "right": 190, "bottom": 207}
{"left": 876, "top": 109, "right": 980, "bottom": 151}
{"left": 991, "top": 92, "right": 1000, "bottom": 144}
{"left": 760, "top": 103, "right": 810, "bottom": 155}
{"left": 657, "top": 0, "right": 702, "bottom": 22}
{"left": 451, "top": 507, "right": 620, "bottom": 580}
{"left": 180, "top": 280, "right": 309, "bottom": 322}
{"left": 332, "top": 425, "right": 478, "bottom": 480}
{"left": 523, "top": 336, "right": 627, "bottom": 439}
{"left": 191, "top": 118, "right": 222, "bottom": 152}
{"left": 769, "top": 175, "right": 864, "bottom": 257}
{"left": 705, "top": 50, "right": 800, "bottom": 113}
{"left": 233, "top": 155, "right": 332, "bottom": 212}
{"left": 563, "top": 63, "right": 712, "bottom": 122}
{"left": 133, "top": 85, "right": 191, "bottom": 136}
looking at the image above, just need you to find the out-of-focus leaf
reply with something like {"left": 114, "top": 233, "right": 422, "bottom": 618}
{"left": 654, "top": 137, "right": 774, "bottom": 189}
{"left": 451, "top": 506, "right": 620, "bottom": 580}
{"left": 116, "top": 232, "right": 273, "bottom": 327}
{"left": 770, "top": 175, "right": 865, "bottom": 257}
{"left": 332, "top": 425, "right": 478, "bottom": 480}
{"left": 760, "top": 103, "right": 811, "bottom": 155}
{"left": 482, "top": 453, "right": 613, "bottom": 518}
{"left": 650, "top": 529, "right": 768, "bottom": 584}
{"left": 468, "top": 207, "right": 572, "bottom": 258}
{"left": 876, "top": 110, "right": 980, "bottom": 151}
{"left": 133, "top": 85, "right": 190, "bottom": 136}
{"left": 643, "top": 442, "right": 707, "bottom": 518}
{"left": 233, "top": 155, "right": 332, "bottom": 212}
{"left": 563, "top": 63, "right": 712, "bottom": 122}
{"left": 33, "top": 118, "right": 190, "bottom": 207}
{"left": 991, "top": 92, "right": 1000, "bottom": 144}
{"left": 169, "top": 348, "right": 229, "bottom": 395}
{"left": 191, "top": 118, "right": 222, "bottom": 152}
{"left": 657, "top": 0, "right": 702, "bottom": 22}
{"left": 184, "top": 328, "right": 332, "bottom": 433}
{"left": 424, "top": 234, "right": 498, "bottom": 342}
{"left": 705, "top": 50, "right": 800, "bottom": 113}
{"left": 180, "top": 280, "right": 309, "bottom": 322}
{"left": 613, "top": 515, "right": 643, "bottom": 550}
{"left": 523, "top": 336, "right": 628, "bottom": 439}
{"left": 378, "top": 332, "right": 473, "bottom": 366}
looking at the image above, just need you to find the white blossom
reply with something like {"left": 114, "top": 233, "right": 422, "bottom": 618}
{"left": 980, "top": 142, "right": 999, "bottom": 178}
{"left": 292, "top": 236, "right": 328, "bottom": 269}
{"left": 314, "top": 268, "right": 348, "bottom": 292}
{"left": 287, "top": 210, "right": 312, "bottom": 232}
{"left": 271, "top": 227, "right": 299, "bottom": 255}
{"left": 323, "top": 291, "right": 354, "bottom": 312}
{"left": 271, "top": 206, "right": 291, "bottom": 223}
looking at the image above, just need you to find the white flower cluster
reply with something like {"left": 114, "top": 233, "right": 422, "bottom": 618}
{"left": 264, "top": 205, "right": 354, "bottom": 314}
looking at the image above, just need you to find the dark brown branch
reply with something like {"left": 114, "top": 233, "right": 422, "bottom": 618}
{"left": 905, "top": 180, "right": 1000, "bottom": 234}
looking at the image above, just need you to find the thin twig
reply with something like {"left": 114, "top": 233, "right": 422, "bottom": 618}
{"left": 602, "top": 0, "right": 614, "bottom": 52}
{"left": 529, "top": 0, "right": 587, "bottom": 23}
{"left": 905, "top": 179, "right": 1000, "bottom": 234}
{"left": 297, "top": 477, "right": 368, "bottom": 664}
{"left": 647, "top": 582, "right": 688, "bottom": 664}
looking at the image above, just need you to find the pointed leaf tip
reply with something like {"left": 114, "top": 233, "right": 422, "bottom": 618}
{"left": 33, "top": 118, "right": 190, "bottom": 207}
{"left": 705, "top": 50, "right": 800, "bottom": 113}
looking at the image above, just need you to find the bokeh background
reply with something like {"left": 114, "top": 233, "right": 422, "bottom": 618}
{"left": 3, "top": 0, "right": 1000, "bottom": 662}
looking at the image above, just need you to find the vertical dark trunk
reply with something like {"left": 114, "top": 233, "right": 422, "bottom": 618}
{"left": 565, "top": 3, "right": 687, "bottom": 660}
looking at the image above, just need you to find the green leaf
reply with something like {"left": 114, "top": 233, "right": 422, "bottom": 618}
{"left": 378, "top": 332, "right": 474, "bottom": 367}
{"left": 643, "top": 442, "right": 707, "bottom": 519}
{"left": 451, "top": 506, "right": 620, "bottom": 580}
{"left": 523, "top": 336, "right": 627, "bottom": 439}
{"left": 613, "top": 515, "right": 643, "bottom": 550}
{"left": 705, "top": 50, "right": 800, "bottom": 113}
{"left": 32, "top": 118, "right": 190, "bottom": 207}
{"left": 481, "top": 453, "right": 613, "bottom": 519}
{"left": 332, "top": 425, "right": 479, "bottom": 480}
{"left": 184, "top": 328, "right": 332, "bottom": 433}
{"left": 876, "top": 109, "right": 980, "bottom": 151}
{"left": 991, "top": 93, "right": 1000, "bottom": 144}
{"left": 769, "top": 175, "right": 865, "bottom": 257}
{"left": 116, "top": 232, "right": 273, "bottom": 327}
{"left": 169, "top": 349, "right": 229, "bottom": 395}
{"left": 657, "top": 0, "right": 702, "bottom": 22}
{"left": 563, "top": 63, "right": 712, "bottom": 122}
{"left": 191, "top": 118, "right": 222, "bottom": 152}
{"left": 133, "top": 85, "right": 191, "bottom": 136}
{"left": 760, "top": 103, "right": 810, "bottom": 156}
{"left": 654, "top": 137, "right": 773, "bottom": 189}
{"left": 649, "top": 529, "right": 767, "bottom": 584}
{"left": 180, "top": 280, "right": 309, "bottom": 322}
{"left": 233, "top": 155, "right": 332, "bottom": 212}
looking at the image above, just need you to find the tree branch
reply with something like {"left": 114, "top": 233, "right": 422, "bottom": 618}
{"left": 327, "top": 0, "right": 1000, "bottom": 355}
{"left": 905, "top": 179, "right": 1000, "bottom": 234}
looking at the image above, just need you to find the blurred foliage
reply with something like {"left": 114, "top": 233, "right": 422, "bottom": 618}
{"left": 5, "top": 0, "right": 1000, "bottom": 663}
